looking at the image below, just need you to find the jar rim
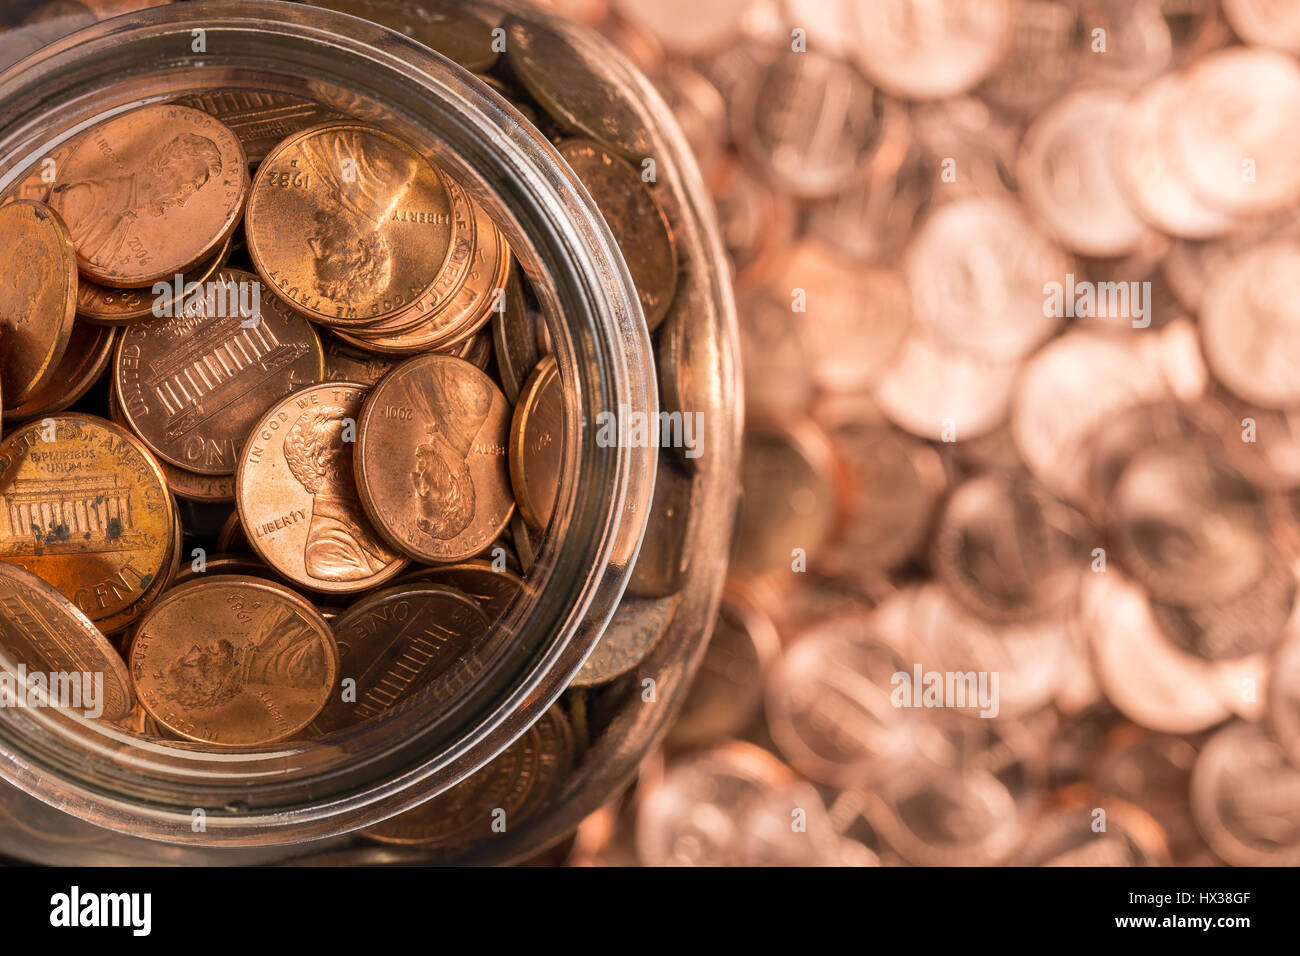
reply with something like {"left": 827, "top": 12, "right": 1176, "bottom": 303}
{"left": 0, "top": 0, "right": 658, "bottom": 846}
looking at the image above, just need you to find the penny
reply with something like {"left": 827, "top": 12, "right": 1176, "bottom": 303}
{"left": 1111, "top": 441, "right": 1270, "bottom": 607}
{"left": 510, "top": 512, "right": 535, "bottom": 574}
{"left": 509, "top": 355, "right": 563, "bottom": 533}
{"left": 3, "top": 322, "right": 115, "bottom": 423}
{"left": 636, "top": 741, "right": 798, "bottom": 867}
{"left": 1172, "top": 47, "right": 1300, "bottom": 215}
{"left": 332, "top": 182, "right": 510, "bottom": 353}
{"left": 172, "top": 553, "right": 273, "bottom": 587}
{"left": 1081, "top": 571, "right": 1230, "bottom": 734}
{"left": 355, "top": 354, "right": 514, "bottom": 564}
{"left": 627, "top": 454, "right": 694, "bottom": 598}
{"left": 216, "top": 509, "right": 250, "bottom": 553}
{"left": 931, "top": 470, "right": 1089, "bottom": 622}
{"left": 1200, "top": 240, "right": 1300, "bottom": 410}
{"left": 310, "top": 582, "right": 490, "bottom": 734}
{"left": 0, "top": 142, "right": 76, "bottom": 207}
{"left": 905, "top": 196, "right": 1068, "bottom": 360}
{"left": 655, "top": 271, "right": 719, "bottom": 470}
{"left": 731, "top": 51, "right": 880, "bottom": 199}
{"left": 172, "top": 89, "right": 346, "bottom": 165}
{"left": 506, "top": 16, "right": 654, "bottom": 160}
{"left": 47, "top": 104, "right": 248, "bottom": 287}
{"left": 0, "top": 563, "right": 134, "bottom": 721}
{"left": 765, "top": 614, "right": 913, "bottom": 786}
{"left": 128, "top": 575, "right": 339, "bottom": 746}
{"left": 557, "top": 139, "right": 677, "bottom": 331}
{"left": 76, "top": 235, "right": 230, "bottom": 327}
{"left": 363, "top": 705, "right": 572, "bottom": 847}
{"left": 666, "top": 582, "right": 781, "bottom": 751}
{"left": 245, "top": 122, "right": 453, "bottom": 326}
{"left": 114, "top": 268, "right": 325, "bottom": 475}
{"left": 492, "top": 268, "right": 542, "bottom": 404}
{"left": 0, "top": 200, "right": 78, "bottom": 406}
{"left": 570, "top": 594, "right": 677, "bottom": 688}
{"left": 321, "top": 334, "right": 397, "bottom": 386}
{"left": 396, "top": 559, "right": 523, "bottom": 624}
{"left": 236, "top": 382, "right": 407, "bottom": 594}
{"left": 309, "top": 0, "right": 503, "bottom": 74}
{"left": 849, "top": 0, "right": 1012, "bottom": 100}
{"left": 1191, "top": 721, "right": 1300, "bottom": 866}
{"left": 731, "top": 418, "right": 848, "bottom": 576}
{"left": 0, "top": 414, "right": 174, "bottom": 624}
{"left": 1017, "top": 87, "right": 1149, "bottom": 258}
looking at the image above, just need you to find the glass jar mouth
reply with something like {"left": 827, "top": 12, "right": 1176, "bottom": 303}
{"left": 0, "top": 0, "right": 657, "bottom": 846}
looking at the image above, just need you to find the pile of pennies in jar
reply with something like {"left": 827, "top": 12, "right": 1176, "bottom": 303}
{"left": 533, "top": 0, "right": 1300, "bottom": 867}
{"left": 0, "top": 0, "right": 701, "bottom": 853}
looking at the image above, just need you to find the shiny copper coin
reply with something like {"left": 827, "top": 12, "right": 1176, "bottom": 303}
{"left": 236, "top": 382, "right": 406, "bottom": 593}
{"left": 114, "top": 268, "right": 325, "bottom": 475}
{"left": 509, "top": 355, "right": 563, "bottom": 533}
{"left": 310, "top": 582, "right": 490, "bottom": 734}
{"left": 245, "top": 122, "right": 453, "bottom": 326}
{"left": 3, "top": 322, "right": 115, "bottom": 423}
{"left": 332, "top": 183, "right": 511, "bottom": 354}
{"left": 355, "top": 354, "right": 514, "bottom": 564}
{"left": 557, "top": 139, "right": 678, "bottom": 331}
{"left": 128, "top": 575, "right": 339, "bottom": 746}
{"left": 47, "top": 104, "right": 248, "bottom": 287}
{"left": 0, "top": 414, "right": 174, "bottom": 624}
{"left": 0, "top": 563, "right": 134, "bottom": 721}
{"left": 0, "top": 200, "right": 78, "bottom": 406}
{"left": 76, "top": 234, "right": 229, "bottom": 326}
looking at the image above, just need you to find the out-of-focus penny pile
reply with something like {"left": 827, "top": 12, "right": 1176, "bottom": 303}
{"left": 0, "top": 0, "right": 719, "bottom": 857}
{"left": 536, "top": 0, "right": 1300, "bottom": 867}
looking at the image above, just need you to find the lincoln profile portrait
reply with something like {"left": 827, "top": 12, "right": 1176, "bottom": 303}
{"left": 50, "top": 132, "right": 223, "bottom": 269}
{"left": 164, "top": 624, "right": 330, "bottom": 711}
{"left": 409, "top": 364, "right": 493, "bottom": 541}
{"left": 297, "top": 129, "right": 417, "bottom": 302}
{"left": 282, "top": 404, "right": 392, "bottom": 581}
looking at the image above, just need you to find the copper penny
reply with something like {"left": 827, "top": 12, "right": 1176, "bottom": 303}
{"left": 93, "top": 496, "right": 181, "bottom": 636}
{"left": 509, "top": 355, "right": 563, "bottom": 533}
{"left": 0, "top": 200, "right": 78, "bottom": 406}
{"left": 47, "top": 104, "right": 248, "bottom": 287}
{"left": 245, "top": 122, "right": 453, "bottom": 326}
{"left": 396, "top": 559, "right": 524, "bottom": 624}
{"left": 236, "top": 382, "right": 406, "bottom": 593}
{"left": 76, "top": 234, "right": 230, "bottom": 326}
{"left": 3, "top": 322, "right": 115, "bottom": 423}
{"left": 172, "top": 89, "right": 346, "bottom": 165}
{"left": 355, "top": 354, "right": 514, "bottom": 564}
{"left": 128, "top": 575, "right": 338, "bottom": 746}
{"left": 492, "top": 267, "right": 542, "bottom": 404}
{"left": 0, "top": 414, "right": 174, "bottom": 624}
{"left": 0, "top": 563, "right": 134, "bottom": 721}
{"left": 310, "top": 582, "right": 490, "bottom": 734}
{"left": 114, "top": 268, "right": 325, "bottom": 475}
{"left": 570, "top": 594, "right": 677, "bottom": 688}
{"left": 557, "top": 139, "right": 678, "bottom": 331}
{"left": 321, "top": 333, "right": 398, "bottom": 386}
{"left": 106, "top": 390, "right": 234, "bottom": 502}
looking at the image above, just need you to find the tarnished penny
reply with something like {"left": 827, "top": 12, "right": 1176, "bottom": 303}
{"left": 0, "top": 414, "right": 174, "bottom": 624}
{"left": 236, "top": 382, "right": 407, "bottom": 593}
{"left": 396, "top": 559, "right": 524, "bottom": 624}
{"left": 3, "top": 322, "right": 115, "bottom": 423}
{"left": 557, "top": 139, "right": 677, "bottom": 331}
{"left": 310, "top": 582, "right": 490, "bottom": 734}
{"left": 355, "top": 354, "right": 514, "bottom": 564}
{"left": 0, "top": 200, "right": 78, "bottom": 406}
{"left": 47, "top": 104, "right": 248, "bottom": 287}
{"left": 114, "top": 268, "right": 325, "bottom": 475}
{"left": 506, "top": 16, "right": 654, "bottom": 160}
{"left": 570, "top": 594, "right": 677, "bottom": 688}
{"left": 128, "top": 575, "right": 338, "bottom": 746}
{"left": 321, "top": 334, "right": 397, "bottom": 386}
{"left": 509, "top": 355, "right": 563, "bottom": 533}
{"left": 0, "top": 563, "right": 134, "bottom": 721}
{"left": 245, "top": 122, "right": 453, "bottom": 326}
{"left": 92, "top": 496, "right": 181, "bottom": 637}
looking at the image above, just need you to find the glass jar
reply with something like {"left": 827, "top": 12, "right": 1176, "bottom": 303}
{"left": 0, "top": 0, "right": 738, "bottom": 864}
